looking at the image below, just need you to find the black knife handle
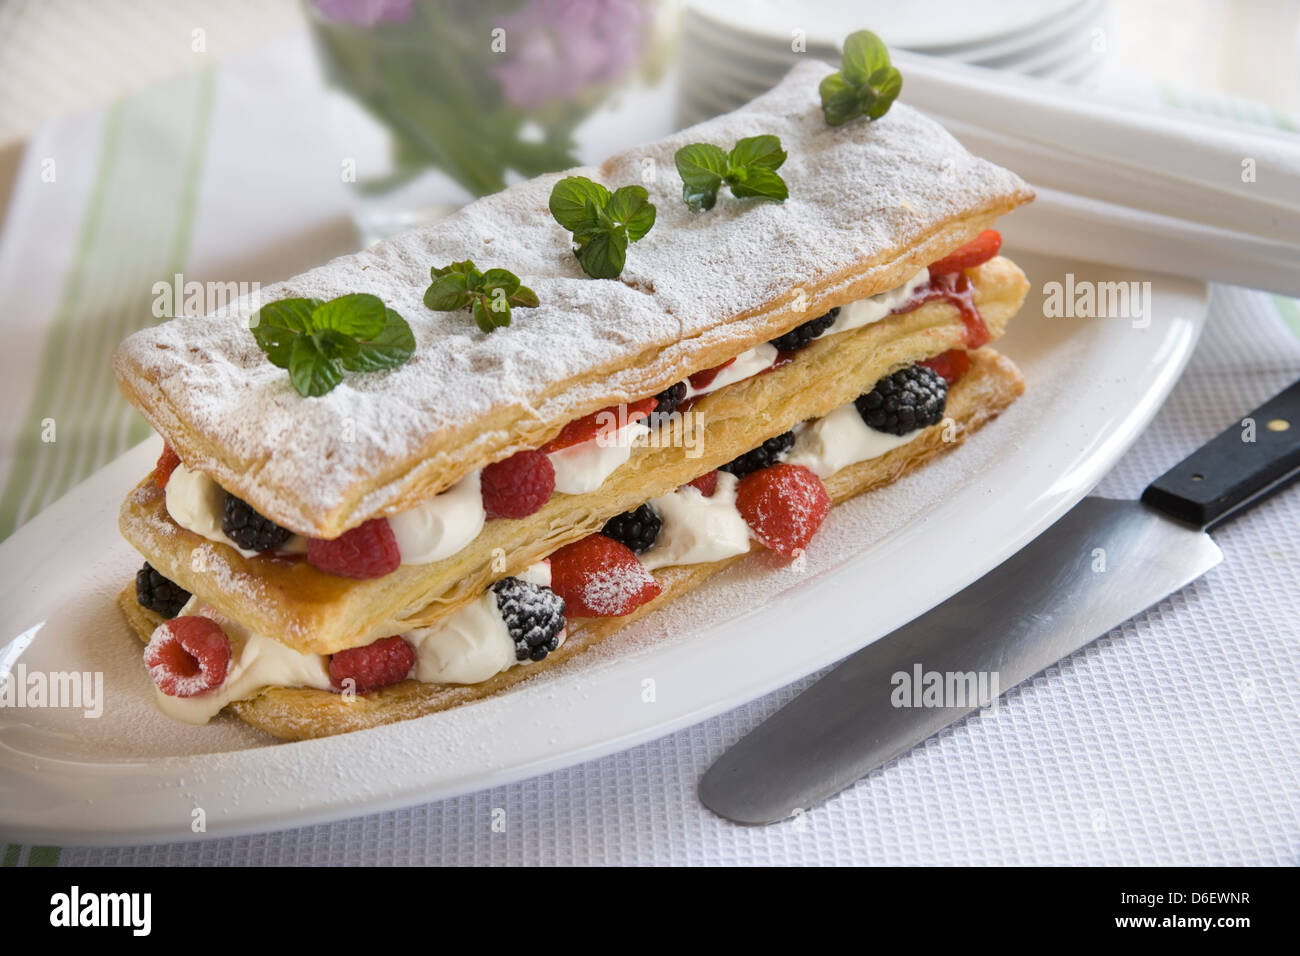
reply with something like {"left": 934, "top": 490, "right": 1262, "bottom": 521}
{"left": 1142, "top": 377, "right": 1300, "bottom": 529}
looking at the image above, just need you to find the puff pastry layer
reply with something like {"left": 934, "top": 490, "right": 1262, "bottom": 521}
{"left": 120, "top": 257, "right": 1027, "bottom": 654}
{"left": 119, "top": 348, "right": 1025, "bottom": 740}
{"left": 113, "top": 61, "right": 1032, "bottom": 539}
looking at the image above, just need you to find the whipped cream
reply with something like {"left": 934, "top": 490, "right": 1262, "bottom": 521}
{"left": 165, "top": 463, "right": 308, "bottom": 558}
{"left": 152, "top": 598, "right": 333, "bottom": 725}
{"left": 406, "top": 561, "right": 556, "bottom": 685}
{"left": 787, "top": 403, "right": 923, "bottom": 478}
{"left": 549, "top": 420, "right": 651, "bottom": 495}
{"left": 388, "top": 470, "right": 485, "bottom": 565}
{"left": 640, "top": 471, "right": 752, "bottom": 570}
{"left": 826, "top": 269, "right": 930, "bottom": 335}
{"left": 685, "top": 343, "right": 780, "bottom": 398}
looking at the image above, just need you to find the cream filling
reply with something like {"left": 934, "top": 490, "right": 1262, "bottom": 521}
{"left": 826, "top": 268, "right": 930, "bottom": 335}
{"left": 640, "top": 471, "right": 751, "bottom": 570}
{"left": 684, "top": 343, "right": 780, "bottom": 399}
{"left": 387, "top": 470, "right": 485, "bottom": 564}
{"left": 786, "top": 403, "right": 923, "bottom": 478}
{"left": 549, "top": 420, "right": 652, "bottom": 495}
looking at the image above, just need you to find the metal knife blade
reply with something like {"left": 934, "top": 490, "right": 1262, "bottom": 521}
{"left": 700, "top": 376, "right": 1300, "bottom": 826}
{"left": 698, "top": 497, "right": 1221, "bottom": 825}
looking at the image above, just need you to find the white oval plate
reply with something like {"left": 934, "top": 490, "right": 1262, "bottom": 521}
{"left": 0, "top": 250, "right": 1206, "bottom": 845}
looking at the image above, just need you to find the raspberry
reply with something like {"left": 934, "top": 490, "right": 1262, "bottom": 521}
{"left": 480, "top": 449, "right": 555, "bottom": 519}
{"left": 684, "top": 469, "right": 719, "bottom": 497}
{"left": 768, "top": 308, "right": 839, "bottom": 352}
{"left": 920, "top": 349, "right": 971, "bottom": 385}
{"left": 855, "top": 364, "right": 947, "bottom": 436}
{"left": 222, "top": 494, "right": 293, "bottom": 552}
{"left": 492, "top": 577, "right": 566, "bottom": 661}
{"left": 720, "top": 431, "right": 794, "bottom": 479}
{"left": 144, "top": 616, "right": 231, "bottom": 698}
{"left": 135, "top": 562, "right": 192, "bottom": 618}
{"left": 735, "top": 463, "right": 830, "bottom": 557}
{"left": 541, "top": 398, "right": 657, "bottom": 453}
{"left": 154, "top": 443, "right": 181, "bottom": 489}
{"left": 549, "top": 534, "right": 661, "bottom": 618}
{"left": 329, "top": 635, "right": 414, "bottom": 693}
{"left": 307, "top": 518, "right": 401, "bottom": 579}
{"left": 602, "top": 503, "right": 661, "bottom": 553}
{"left": 928, "top": 229, "right": 1001, "bottom": 275}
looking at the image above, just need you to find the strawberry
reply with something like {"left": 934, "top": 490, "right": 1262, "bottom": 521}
{"left": 735, "top": 463, "right": 830, "bottom": 557}
{"left": 928, "top": 229, "right": 1001, "bottom": 276}
{"left": 154, "top": 443, "right": 182, "bottom": 489}
{"left": 307, "top": 518, "right": 401, "bottom": 579}
{"left": 481, "top": 449, "right": 555, "bottom": 519}
{"left": 540, "top": 398, "right": 657, "bottom": 453}
{"left": 920, "top": 348, "right": 971, "bottom": 385}
{"left": 144, "top": 616, "right": 231, "bottom": 698}
{"left": 329, "top": 635, "right": 414, "bottom": 693}
{"left": 549, "top": 534, "right": 661, "bottom": 618}
{"left": 683, "top": 469, "right": 719, "bottom": 497}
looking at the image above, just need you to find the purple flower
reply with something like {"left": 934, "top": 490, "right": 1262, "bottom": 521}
{"left": 493, "top": 0, "right": 649, "bottom": 110}
{"left": 313, "top": 0, "right": 413, "bottom": 27}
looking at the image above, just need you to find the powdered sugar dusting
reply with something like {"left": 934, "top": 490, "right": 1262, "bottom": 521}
{"left": 580, "top": 563, "right": 657, "bottom": 617}
{"left": 114, "top": 60, "right": 1030, "bottom": 535}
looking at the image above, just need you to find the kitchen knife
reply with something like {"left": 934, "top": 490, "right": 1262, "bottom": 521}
{"left": 699, "top": 377, "right": 1300, "bottom": 825}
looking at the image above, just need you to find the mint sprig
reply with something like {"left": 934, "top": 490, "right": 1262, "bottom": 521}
{"left": 548, "top": 176, "right": 656, "bottom": 279}
{"left": 674, "top": 135, "right": 788, "bottom": 212}
{"left": 251, "top": 293, "right": 415, "bottom": 397}
{"left": 819, "top": 30, "right": 902, "bottom": 126}
{"left": 424, "top": 260, "right": 539, "bottom": 333}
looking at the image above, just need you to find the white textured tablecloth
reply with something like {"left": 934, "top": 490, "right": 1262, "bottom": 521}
{"left": 1, "top": 31, "right": 1297, "bottom": 866}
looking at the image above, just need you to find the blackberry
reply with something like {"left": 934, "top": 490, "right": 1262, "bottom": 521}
{"left": 222, "top": 494, "right": 293, "bottom": 552}
{"left": 768, "top": 308, "right": 839, "bottom": 352}
{"left": 492, "top": 577, "right": 566, "bottom": 662}
{"left": 601, "top": 503, "right": 662, "bottom": 553}
{"left": 653, "top": 381, "right": 687, "bottom": 416}
{"left": 719, "top": 430, "right": 795, "bottom": 478}
{"left": 854, "top": 364, "right": 947, "bottom": 436}
{"left": 135, "top": 562, "right": 191, "bottom": 618}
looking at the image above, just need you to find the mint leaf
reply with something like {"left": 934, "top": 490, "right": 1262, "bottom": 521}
{"left": 423, "top": 258, "right": 539, "bottom": 331}
{"left": 674, "top": 135, "right": 788, "bottom": 211}
{"left": 251, "top": 293, "right": 415, "bottom": 396}
{"left": 728, "top": 135, "right": 786, "bottom": 171}
{"left": 820, "top": 30, "right": 902, "bottom": 126}
{"left": 549, "top": 176, "right": 655, "bottom": 279}
{"left": 311, "top": 293, "right": 386, "bottom": 339}
{"left": 548, "top": 176, "right": 610, "bottom": 233}
{"left": 251, "top": 298, "right": 322, "bottom": 368}
{"left": 675, "top": 143, "right": 728, "bottom": 212}
{"left": 729, "top": 166, "right": 788, "bottom": 202}
{"left": 607, "top": 185, "right": 656, "bottom": 241}
{"left": 341, "top": 309, "right": 416, "bottom": 372}
{"left": 841, "top": 29, "right": 889, "bottom": 87}
{"left": 423, "top": 272, "right": 473, "bottom": 312}
{"left": 575, "top": 230, "right": 626, "bottom": 280}
{"left": 473, "top": 296, "right": 509, "bottom": 333}
{"left": 288, "top": 335, "right": 343, "bottom": 398}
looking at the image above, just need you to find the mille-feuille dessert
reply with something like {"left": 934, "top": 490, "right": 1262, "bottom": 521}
{"left": 113, "top": 43, "right": 1035, "bottom": 740}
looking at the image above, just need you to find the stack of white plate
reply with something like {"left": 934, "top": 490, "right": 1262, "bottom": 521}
{"left": 680, "top": 0, "right": 1108, "bottom": 125}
